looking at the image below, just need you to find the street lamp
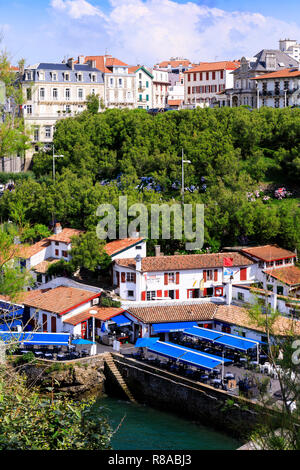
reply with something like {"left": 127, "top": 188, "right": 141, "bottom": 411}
{"left": 181, "top": 148, "right": 191, "bottom": 205}
{"left": 52, "top": 145, "right": 64, "bottom": 182}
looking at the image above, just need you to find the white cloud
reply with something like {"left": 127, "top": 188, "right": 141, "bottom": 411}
{"left": 49, "top": 0, "right": 300, "bottom": 64}
{"left": 50, "top": 0, "right": 105, "bottom": 19}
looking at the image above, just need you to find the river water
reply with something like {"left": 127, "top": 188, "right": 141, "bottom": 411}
{"left": 95, "top": 396, "right": 241, "bottom": 450}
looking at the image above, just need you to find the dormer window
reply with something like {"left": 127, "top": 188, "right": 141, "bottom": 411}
{"left": 51, "top": 72, "right": 57, "bottom": 81}
{"left": 64, "top": 73, "right": 70, "bottom": 81}
{"left": 91, "top": 74, "right": 96, "bottom": 82}
{"left": 38, "top": 71, "right": 45, "bottom": 81}
{"left": 77, "top": 73, "right": 82, "bottom": 82}
{"left": 25, "top": 71, "right": 32, "bottom": 81}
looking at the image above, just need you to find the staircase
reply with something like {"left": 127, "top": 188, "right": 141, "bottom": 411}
{"left": 104, "top": 353, "right": 137, "bottom": 403}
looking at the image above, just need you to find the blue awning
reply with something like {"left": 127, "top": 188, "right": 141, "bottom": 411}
{"left": 147, "top": 341, "right": 225, "bottom": 370}
{"left": 0, "top": 331, "right": 70, "bottom": 346}
{"left": 152, "top": 322, "right": 198, "bottom": 334}
{"left": 183, "top": 326, "right": 259, "bottom": 351}
{"left": 72, "top": 338, "right": 95, "bottom": 345}
{"left": 0, "top": 320, "right": 23, "bottom": 330}
{"left": 111, "top": 314, "right": 131, "bottom": 327}
{"left": 135, "top": 337, "right": 159, "bottom": 348}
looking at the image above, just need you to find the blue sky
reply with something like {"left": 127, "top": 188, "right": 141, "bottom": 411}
{"left": 1, "top": 0, "right": 300, "bottom": 66}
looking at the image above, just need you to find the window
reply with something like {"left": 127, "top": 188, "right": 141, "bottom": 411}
{"left": 109, "top": 78, "right": 114, "bottom": 87}
{"left": 64, "top": 73, "right": 70, "bottom": 81}
{"left": 136, "top": 245, "right": 142, "bottom": 250}
{"left": 146, "top": 94, "right": 149, "bottom": 101}
{"left": 65, "top": 88, "right": 70, "bottom": 100}
{"left": 146, "top": 291, "right": 156, "bottom": 301}
{"left": 52, "top": 72, "right": 57, "bottom": 81}
{"left": 126, "top": 272, "right": 136, "bottom": 283}
{"left": 220, "top": 70, "right": 224, "bottom": 79}
{"left": 91, "top": 74, "right": 96, "bottom": 82}
{"left": 55, "top": 249, "right": 59, "bottom": 256}
{"left": 212, "top": 71, "right": 216, "bottom": 80}
{"left": 78, "top": 88, "right": 84, "bottom": 100}
{"left": 77, "top": 73, "right": 82, "bottom": 82}
{"left": 168, "top": 272, "right": 175, "bottom": 283}
{"left": 128, "top": 290, "right": 134, "bottom": 297}
{"left": 34, "top": 126, "right": 39, "bottom": 141}
{"left": 40, "top": 88, "right": 45, "bottom": 100}
{"left": 277, "top": 286, "right": 284, "bottom": 295}
{"left": 139, "top": 94, "right": 142, "bottom": 102}
{"left": 44, "top": 126, "right": 51, "bottom": 138}
{"left": 26, "top": 88, "right": 32, "bottom": 100}
{"left": 267, "top": 284, "right": 273, "bottom": 291}
{"left": 52, "top": 88, "right": 58, "bottom": 100}
{"left": 275, "top": 259, "right": 283, "bottom": 266}
{"left": 203, "top": 269, "right": 213, "bottom": 281}
{"left": 237, "top": 292, "right": 244, "bottom": 301}
{"left": 38, "top": 71, "right": 45, "bottom": 80}
{"left": 146, "top": 81, "right": 149, "bottom": 88}
{"left": 266, "top": 261, "right": 274, "bottom": 268}
{"left": 62, "top": 250, "right": 68, "bottom": 258}
{"left": 65, "top": 104, "right": 71, "bottom": 113}
{"left": 118, "top": 78, "right": 123, "bottom": 87}
{"left": 26, "top": 105, "right": 32, "bottom": 114}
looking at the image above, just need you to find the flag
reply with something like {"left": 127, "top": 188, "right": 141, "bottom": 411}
{"left": 223, "top": 257, "right": 233, "bottom": 267}
{"left": 199, "top": 279, "right": 205, "bottom": 291}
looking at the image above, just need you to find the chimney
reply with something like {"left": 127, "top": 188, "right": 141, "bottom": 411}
{"left": 54, "top": 223, "right": 62, "bottom": 235}
{"left": 155, "top": 245, "right": 161, "bottom": 257}
{"left": 135, "top": 254, "right": 142, "bottom": 271}
{"left": 78, "top": 55, "right": 85, "bottom": 65}
{"left": 67, "top": 57, "right": 75, "bottom": 70}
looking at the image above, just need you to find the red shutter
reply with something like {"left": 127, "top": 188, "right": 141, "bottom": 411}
{"left": 175, "top": 290, "right": 179, "bottom": 299}
{"left": 141, "top": 291, "right": 146, "bottom": 301}
{"left": 42, "top": 314, "right": 47, "bottom": 332}
{"left": 121, "top": 272, "right": 126, "bottom": 283}
{"left": 214, "top": 269, "right": 218, "bottom": 282}
{"left": 164, "top": 290, "right": 169, "bottom": 297}
{"left": 240, "top": 267, "right": 247, "bottom": 281}
{"left": 116, "top": 271, "right": 120, "bottom": 287}
{"left": 164, "top": 273, "right": 168, "bottom": 285}
{"left": 176, "top": 272, "right": 180, "bottom": 284}
{"left": 133, "top": 273, "right": 136, "bottom": 284}
{"left": 203, "top": 270, "right": 207, "bottom": 282}
{"left": 203, "top": 288, "right": 207, "bottom": 297}
{"left": 157, "top": 290, "right": 162, "bottom": 298}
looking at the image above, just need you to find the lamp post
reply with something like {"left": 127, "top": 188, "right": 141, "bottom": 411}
{"left": 52, "top": 145, "right": 64, "bottom": 182}
{"left": 181, "top": 148, "right": 191, "bottom": 205}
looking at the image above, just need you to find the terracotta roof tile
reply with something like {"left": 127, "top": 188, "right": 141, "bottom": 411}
{"left": 158, "top": 59, "right": 192, "bottom": 68}
{"left": 264, "top": 265, "right": 300, "bottom": 286}
{"left": 116, "top": 252, "right": 254, "bottom": 272}
{"left": 185, "top": 61, "right": 240, "bottom": 73}
{"left": 64, "top": 306, "right": 125, "bottom": 326}
{"left": 15, "top": 239, "right": 50, "bottom": 259}
{"left": 104, "top": 237, "right": 145, "bottom": 257}
{"left": 241, "top": 245, "right": 296, "bottom": 262}
{"left": 47, "top": 228, "right": 83, "bottom": 244}
{"left": 214, "top": 305, "right": 300, "bottom": 337}
{"left": 127, "top": 302, "right": 217, "bottom": 323}
{"left": 252, "top": 68, "right": 300, "bottom": 80}
{"left": 22, "top": 286, "right": 100, "bottom": 315}
{"left": 32, "top": 258, "right": 59, "bottom": 274}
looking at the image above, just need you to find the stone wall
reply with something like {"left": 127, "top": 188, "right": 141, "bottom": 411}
{"left": 107, "top": 353, "right": 279, "bottom": 439}
{"left": 22, "top": 354, "right": 106, "bottom": 398}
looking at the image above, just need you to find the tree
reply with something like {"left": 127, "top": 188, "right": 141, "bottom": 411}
{"left": 86, "top": 93, "right": 100, "bottom": 114}
{"left": 70, "top": 231, "right": 111, "bottom": 272}
{"left": 246, "top": 302, "right": 300, "bottom": 450}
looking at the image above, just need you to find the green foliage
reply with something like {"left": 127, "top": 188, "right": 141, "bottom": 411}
{"left": 69, "top": 231, "right": 111, "bottom": 272}
{"left": 86, "top": 93, "right": 100, "bottom": 114}
{"left": 0, "top": 367, "right": 112, "bottom": 450}
{"left": 47, "top": 259, "right": 73, "bottom": 277}
{"left": 21, "top": 224, "right": 51, "bottom": 243}
{"left": 101, "top": 297, "right": 121, "bottom": 308}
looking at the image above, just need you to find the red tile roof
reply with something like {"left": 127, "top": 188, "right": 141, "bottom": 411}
{"left": 264, "top": 265, "right": 300, "bottom": 286}
{"left": 158, "top": 59, "right": 192, "bottom": 68}
{"left": 127, "top": 302, "right": 217, "bottom": 323}
{"left": 115, "top": 252, "right": 254, "bottom": 272}
{"left": 168, "top": 99, "right": 182, "bottom": 106}
{"left": 16, "top": 239, "right": 50, "bottom": 259}
{"left": 32, "top": 258, "right": 59, "bottom": 274}
{"left": 186, "top": 61, "right": 240, "bottom": 73}
{"left": 104, "top": 237, "right": 145, "bottom": 257}
{"left": 47, "top": 228, "right": 83, "bottom": 244}
{"left": 64, "top": 306, "right": 125, "bottom": 326}
{"left": 83, "top": 55, "right": 128, "bottom": 73}
{"left": 22, "top": 286, "right": 100, "bottom": 315}
{"left": 251, "top": 68, "right": 300, "bottom": 80}
{"left": 241, "top": 245, "right": 296, "bottom": 262}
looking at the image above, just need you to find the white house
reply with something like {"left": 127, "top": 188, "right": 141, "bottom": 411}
{"left": 112, "top": 251, "right": 257, "bottom": 302}
{"left": 251, "top": 68, "right": 300, "bottom": 108}
{"left": 149, "top": 68, "right": 169, "bottom": 108}
{"left": 128, "top": 66, "right": 153, "bottom": 110}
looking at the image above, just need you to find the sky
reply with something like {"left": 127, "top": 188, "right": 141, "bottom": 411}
{"left": 1, "top": 0, "right": 300, "bottom": 66}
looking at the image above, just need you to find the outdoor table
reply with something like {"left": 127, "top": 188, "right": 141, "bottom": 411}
{"left": 57, "top": 354, "right": 65, "bottom": 360}
{"left": 200, "top": 375, "right": 209, "bottom": 381}
{"left": 21, "top": 350, "right": 28, "bottom": 355}
{"left": 34, "top": 351, "right": 43, "bottom": 356}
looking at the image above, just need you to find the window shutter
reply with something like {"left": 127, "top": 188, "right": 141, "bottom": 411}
{"left": 141, "top": 291, "right": 146, "bottom": 301}
{"left": 133, "top": 273, "right": 136, "bottom": 284}
{"left": 164, "top": 273, "right": 168, "bottom": 285}
{"left": 214, "top": 269, "right": 218, "bottom": 282}
{"left": 157, "top": 290, "right": 162, "bottom": 298}
{"left": 121, "top": 272, "right": 126, "bottom": 283}
{"left": 164, "top": 290, "right": 168, "bottom": 297}
{"left": 203, "top": 270, "right": 207, "bottom": 282}
{"left": 176, "top": 272, "right": 180, "bottom": 284}
{"left": 116, "top": 272, "right": 120, "bottom": 287}
{"left": 175, "top": 290, "right": 180, "bottom": 299}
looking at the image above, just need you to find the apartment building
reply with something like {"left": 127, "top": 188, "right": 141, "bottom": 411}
{"left": 279, "top": 39, "right": 300, "bottom": 62}
{"left": 225, "top": 50, "right": 299, "bottom": 108}
{"left": 82, "top": 55, "right": 136, "bottom": 109}
{"left": 21, "top": 57, "right": 104, "bottom": 167}
{"left": 251, "top": 68, "right": 300, "bottom": 108}
{"left": 128, "top": 65, "right": 153, "bottom": 110}
{"left": 149, "top": 68, "right": 170, "bottom": 108}
{"left": 154, "top": 58, "right": 193, "bottom": 74}
{"left": 184, "top": 61, "right": 240, "bottom": 107}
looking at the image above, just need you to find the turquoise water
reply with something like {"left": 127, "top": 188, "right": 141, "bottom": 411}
{"left": 95, "top": 396, "right": 241, "bottom": 450}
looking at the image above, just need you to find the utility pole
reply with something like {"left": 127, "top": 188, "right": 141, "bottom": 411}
{"left": 181, "top": 148, "right": 191, "bottom": 205}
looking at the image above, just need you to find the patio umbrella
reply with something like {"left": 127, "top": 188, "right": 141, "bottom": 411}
{"left": 72, "top": 339, "right": 95, "bottom": 345}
